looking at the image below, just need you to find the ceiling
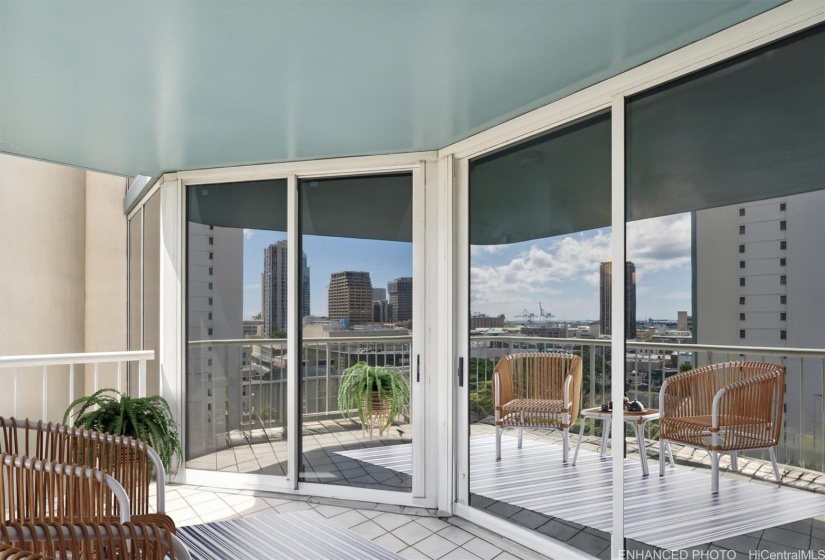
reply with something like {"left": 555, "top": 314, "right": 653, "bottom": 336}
{"left": 0, "top": 1, "right": 785, "bottom": 179}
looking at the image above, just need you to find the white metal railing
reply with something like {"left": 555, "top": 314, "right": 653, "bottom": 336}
{"left": 186, "top": 336, "right": 411, "bottom": 450}
{"left": 0, "top": 350, "right": 154, "bottom": 420}
{"left": 469, "top": 335, "right": 825, "bottom": 471}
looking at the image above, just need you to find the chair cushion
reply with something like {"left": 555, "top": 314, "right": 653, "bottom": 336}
{"left": 499, "top": 399, "right": 567, "bottom": 426}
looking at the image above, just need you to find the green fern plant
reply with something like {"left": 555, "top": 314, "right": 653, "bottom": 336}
{"left": 337, "top": 362, "right": 410, "bottom": 432}
{"left": 63, "top": 389, "right": 183, "bottom": 476}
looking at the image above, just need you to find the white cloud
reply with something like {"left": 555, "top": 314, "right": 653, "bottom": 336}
{"left": 471, "top": 230, "right": 611, "bottom": 297}
{"left": 243, "top": 229, "right": 255, "bottom": 240}
{"left": 627, "top": 214, "right": 691, "bottom": 274}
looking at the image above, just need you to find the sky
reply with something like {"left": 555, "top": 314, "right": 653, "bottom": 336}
{"left": 470, "top": 213, "right": 693, "bottom": 323}
{"left": 239, "top": 212, "right": 692, "bottom": 323}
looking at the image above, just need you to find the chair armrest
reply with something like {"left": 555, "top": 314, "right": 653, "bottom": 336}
{"left": 711, "top": 370, "right": 783, "bottom": 431}
{"left": 493, "top": 371, "right": 501, "bottom": 422}
{"left": 564, "top": 373, "right": 573, "bottom": 411}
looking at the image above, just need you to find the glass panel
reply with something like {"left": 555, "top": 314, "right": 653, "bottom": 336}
{"left": 468, "top": 112, "right": 611, "bottom": 556}
{"left": 128, "top": 211, "right": 142, "bottom": 394}
{"left": 624, "top": 25, "right": 825, "bottom": 556}
{"left": 185, "top": 179, "right": 289, "bottom": 475}
{"left": 143, "top": 192, "right": 161, "bottom": 396}
{"left": 299, "top": 173, "right": 413, "bottom": 492}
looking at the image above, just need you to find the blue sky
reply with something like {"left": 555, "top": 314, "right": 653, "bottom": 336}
{"left": 471, "top": 213, "right": 693, "bottom": 323}
{"left": 241, "top": 230, "right": 412, "bottom": 319}
{"left": 239, "top": 213, "right": 692, "bottom": 323}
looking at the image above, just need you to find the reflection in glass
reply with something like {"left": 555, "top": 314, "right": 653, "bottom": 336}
{"left": 299, "top": 173, "right": 414, "bottom": 492}
{"left": 624, "top": 25, "right": 825, "bottom": 554}
{"left": 185, "top": 180, "right": 289, "bottom": 475}
{"left": 468, "top": 112, "right": 612, "bottom": 555}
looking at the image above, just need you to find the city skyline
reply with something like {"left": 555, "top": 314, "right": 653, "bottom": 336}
{"left": 470, "top": 213, "right": 692, "bottom": 322}
{"left": 242, "top": 229, "right": 412, "bottom": 320}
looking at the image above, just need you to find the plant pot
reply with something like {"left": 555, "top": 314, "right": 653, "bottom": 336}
{"left": 361, "top": 390, "right": 393, "bottom": 438}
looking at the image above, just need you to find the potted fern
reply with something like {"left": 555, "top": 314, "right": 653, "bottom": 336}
{"left": 63, "top": 389, "right": 183, "bottom": 476}
{"left": 337, "top": 362, "right": 410, "bottom": 437}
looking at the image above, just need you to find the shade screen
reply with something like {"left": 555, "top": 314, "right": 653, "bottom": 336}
{"left": 627, "top": 25, "right": 825, "bottom": 221}
{"left": 469, "top": 112, "right": 611, "bottom": 245}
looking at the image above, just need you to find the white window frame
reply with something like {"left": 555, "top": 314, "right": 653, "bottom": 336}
{"left": 441, "top": 3, "right": 824, "bottom": 559}
{"left": 160, "top": 152, "right": 440, "bottom": 508}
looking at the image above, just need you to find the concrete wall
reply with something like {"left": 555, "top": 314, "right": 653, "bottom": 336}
{"left": 0, "top": 154, "right": 128, "bottom": 420}
{"left": 695, "top": 205, "right": 739, "bottom": 347}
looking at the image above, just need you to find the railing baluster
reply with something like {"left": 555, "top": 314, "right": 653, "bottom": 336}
{"left": 42, "top": 365, "right": 48, "bottom": 420}
{"left": 69, "top": 363, "right": 75, "bottom": 407}
{"left": 139, "top": 358, "right": 146, "bottom": 398}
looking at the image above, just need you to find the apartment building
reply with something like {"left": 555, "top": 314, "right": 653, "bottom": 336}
{"left": 328, "top": 271, "right": 373, "bottom": 325}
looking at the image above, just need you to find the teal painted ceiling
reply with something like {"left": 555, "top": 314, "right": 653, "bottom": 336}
{"left": 0, "top": 1, "right": 785, "bottom": 178}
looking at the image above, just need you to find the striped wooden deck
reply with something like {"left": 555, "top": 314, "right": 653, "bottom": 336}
{"left": 339, "top": 434, "right": 825, "bottom": 551}
{"left": 177, "top": 510, "right": 403, "bottom": 560}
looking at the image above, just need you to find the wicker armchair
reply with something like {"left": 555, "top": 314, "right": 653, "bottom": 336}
{"left": 494, "top": 352, "right": 582, "bottom": 463}
{"left": 0, "top": 453, "right": 189, "bottom": 559}
{"left": 0, "top": 417, "right": 174, "bottom": 535}
{"left": 658, "top": 361, "right": 785, "bottom": 492}
{"left": 1, "top": 521, "right": 183, "bottom": 559}
{"left": 0, "top": 542, "right": 52, "bottom": 559}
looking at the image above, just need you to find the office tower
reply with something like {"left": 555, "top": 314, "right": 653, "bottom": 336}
{"left": 373, "top": 299, "right": 390, "bottom": 323}
{"left": 388, "top": 277, "right": 413, "bottom": 323}
{"left": 372, "top": 288, "right": 387, "bottom": 302}
{"left": 328, "top": 271, "right": 373, "bottom": 325}
{"left": 599, "top": 261, "right": 636, "bottom": 338}
{"left": 262, "top": 241, "right": 309, "bottom": 334}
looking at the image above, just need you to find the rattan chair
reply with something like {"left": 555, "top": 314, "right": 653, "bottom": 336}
{"left": 1, "top": 521, "right": 182, "bottom": 559}
{"left": 494, "top": 352, "right": 582, "bottom": 463}
{"left": 0, "top": 453, "right": 189, "bottom": 559}
{"left": 0, "top": 417, "right": 174, "bottom": 535}
{"left": 658, "top": 361, "right": 785, "bottom": 492}
{"left": 0, "top": 542, "right": 53, "bottom": 560}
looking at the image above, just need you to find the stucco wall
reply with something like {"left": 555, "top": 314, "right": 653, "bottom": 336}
{"left": 0, "top": 154, "right": 128, "bottom": 419}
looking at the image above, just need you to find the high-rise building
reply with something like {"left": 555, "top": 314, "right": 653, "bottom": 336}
{"left": 695, "top": 192, "right": 825, "bottom": 465}
{"left": 262, "top": 241, "right": 309, "bottom": 334}
{"left": 372, "top": 288, "right": 387, "bottom": 301}
{"left": 186, "top": 223, "right": 243, "bottom": 458}
{"left": 328, "top": 271, "right": 373, "bottom": 325}
{"left": 599, "top": 261, "right": 636, "bottom": 338}
{"left": 373, "top": 299, "right": 390, "bottom": 323}
{"left": 388, "top": 277, "right": 413, "bottom": 323}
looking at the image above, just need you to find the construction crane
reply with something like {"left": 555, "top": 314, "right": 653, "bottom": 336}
{"left": 538, "top": 302, "right": 553, "bottom": 323}
{"left": 516, "top": 309, "right": 535, "bottom": 323}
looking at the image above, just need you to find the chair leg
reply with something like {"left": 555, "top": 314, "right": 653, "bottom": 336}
{"left": 572, "top": 423, "right": 584, "bottom": 466}
{"left": 495, "top": 426, "right": 502, "bottom": 461}
{"left": 769, "top": 447, "right": 781, "bottom": 485}
{"left": 730, "top": 451, "right": 738, "bottom": 472}
{"left": 563, "top": 427, "right": 569, "bottom": 463}
{"left": 711, "top": 451, "right": 720, "bottom": 493}
{"left": 666, "top": 441, "right": 675, "bottom": 467}
{"left": 517, "top": 411, "right": 524, "bottom": 449}
{"left": 659, "top": 439, "right": 665, "bottom": 477}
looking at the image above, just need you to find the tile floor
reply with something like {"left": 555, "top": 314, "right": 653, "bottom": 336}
{"left": 153, "top": 483, "right": 553, "bottom": 560}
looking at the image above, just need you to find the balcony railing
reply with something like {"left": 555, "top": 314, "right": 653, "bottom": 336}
{"left": 186, "top": 336, "right": 412, "bottom": 446}
{"left": 0, "top": 350, "right": 154, "bottom": 421}
{"left": 469, "top": 335, "right": 825, "bottom": 472}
